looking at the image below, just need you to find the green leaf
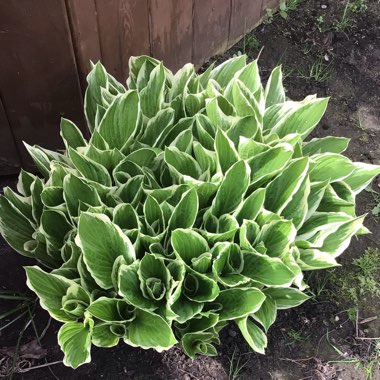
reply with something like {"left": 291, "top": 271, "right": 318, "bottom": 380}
{"left": 264, "top": 288, "right": 309, "bottom": 309}
{"left": 298, "top": 248, "right": 339, "bottom": 270}
{"left": 25, "top": 266, "right": 77, "bottom": 322}
{"left": 98, "top": 91, "right": 140, "bottom": 150}
{"left": 118, "top": 263, "right": 156, "bottom": 311}
{"left": 252, "top": 296, "right": 277, "bottom": 332}
{"left": 87, "top": 297, "right": 135, "bottom": 322}
{"left": 144, "top": 195, "right": 164, "bottom": 229}
{"left": 138, "top": 254, "right": 170, "bottom": 301}
{"left": 3, "top": 187, "right": 33, "bottom": 221}
{"left": 142, "top": 108, "right": 175, "bottom": 145}
{"left": 181, "top": 331, "right": 218, "bottom": 359}
{"left": 69, "top": 149, "right": 112, "bottom": 187}
{"left": 211, "top": 160, "right": 250, "bottom": 217}
{"left": 40, "top": 209, "right": 72, "bottom": 250}
{"left": 242, "top": 251, "right": 295, "bottom": 286}
{"left": 319, "top": 215, "right": 365, "bottom": 257}
{"left": 265, "top": 66, "right": 285, "bottom": 107}
{"left": 63, "top": 174, "right": 102, "bottom": 217}
{"left": 343, "top": 162, "right": 380, "bottom": 194}
{"left": 60, "top": 118, "right": 86, "bottom": 149}
{"left": 165, "top": 146, "right": 202, "bottom": 179}
{"left": 228, "top": 116, "right": 260, "bottom": 147}
{"left": 281, "top": 176, "right": 311, "bottom": 229}
{"left": 212, "top": 243, "right": 248, "bottom": 287}
{"left": 170, "top": 63, "right": 195, "bottom": 99}
{"left": 235, "top": 188, "right": 266, "bottom": 224}
{"left": 58, "top": 321, "right": 92, "bottom": 368}
{"left": 215, "top": 129, "right": 239, "bottom": 173}
{"left": 306, "top": 180, "right": 329, "bottom": 220}
{"left": 92, "top": 323, "right": 120, "bottom": 348}
{"left": 303, "top": 136, "right": 350, "bottom": 156}
{"left": 297, "top": 212, "right": 352, "bottom": 241}
{"left": 272, "top": 97, "right": 329, "bottom": 138}
{"left": 125, "top": 309, "right": 177, "bottom": 350}
{"left": 236, "top": 60, "right": 261, "bottom": 93}
{"left": 206, "top": 97, "right": 234, "bottom": 131}
{"left": 255, "top": 220, "right": 297, "bottom": 258}
{"left": 169, "top": 188, "right": 199, "bottom": 230}
{"left": 210, "top": 55, "right": 247, "bottom": 88}
{"left": 140, "top": 63, "right": 166, "bottom": 117}
{"left": 236, "top": 317, "right": 267, "bottom": 354}
{"left": 0, "top": 197, "right": 35, "bottom": 258}
{"left": 77, "top": 213, "right": 135, "bottom": 289}
{"left": 216, "top": 287, "right": 266, "bottom": 321}
{"left": 85, "top": 62, "right": 108, "bottom": 132}
{"left": 265, "top": 157, "right": 309, "bottom": 213}
{"left": 172, "top": 229, "right": 210, "bottom": 266}
{"left": 230, "top": 80, "right": 255, "bottom": 117}
{"left": 248, "top": 143, "right": 293, "bottom": 185}
{"left": 30, "top": 178, "right": 44, "bottom": 223}
{"left": 310, "top": 153, "right": 355, "bottom": 183}
{"left": 23, "top": 143, "right": 51, "bottom": 178}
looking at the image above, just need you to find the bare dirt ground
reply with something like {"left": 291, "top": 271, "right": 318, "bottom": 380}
{"left": 1, "top": 1, "right": 379, "bottom": 379}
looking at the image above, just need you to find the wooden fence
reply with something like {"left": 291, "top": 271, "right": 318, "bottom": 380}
{"left": 0, "top": 0, "right": 277, "bottom": 175}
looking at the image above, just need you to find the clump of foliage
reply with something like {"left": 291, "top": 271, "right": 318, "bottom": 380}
{"left": 353, "top": 247, "right": 380, "bottom": 298}
{"left": 1, "top": 54, "right": 379, "bottom": 368}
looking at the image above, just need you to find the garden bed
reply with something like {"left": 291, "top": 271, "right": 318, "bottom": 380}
{"left": 1, "top": 0, "right": 379, "bottom": 379}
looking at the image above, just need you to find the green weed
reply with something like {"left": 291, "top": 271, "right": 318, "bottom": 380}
{"left": 334, "top": 0, "right": 368, "bottom": 32}
{"left": 279, "top": 0, "right": 302, "bottom": 19}
{"left": 298, "top": 57, "right": 331, "bottom": 83}
{"left": 243, "top": 34, "right": 261, "bottom": 53}
{"left": 228, "top": 347, "right": 249, "bottom": 380}
{"left": 353, "top": 248, "right": 380, "bottom": 297}
{"left": 286, "top": 329, "right": 305, "bottom": 346}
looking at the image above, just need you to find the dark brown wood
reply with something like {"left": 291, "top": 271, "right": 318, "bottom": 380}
{"left": 193, "top": 0, "right": 231, "bottom": 67}
{"left": 149, "top": 0, "right": 193, "bottom": 72}
{"left": 229, "top": 0, "right": 263, "bottom": 46}
{"left": 0, "top": 97, "right": 21, "bottom": 174}
{"left": 65, "top": 0, "right": 102, "bottom": 92}
{"left": 0, "top": 0, "right": 86, "bottom": 169}
{"left": 0, "top": 0, "right": 275, "bottom": 175}
{"left": 95, "top": 0, "right": 151, "bottom": 82}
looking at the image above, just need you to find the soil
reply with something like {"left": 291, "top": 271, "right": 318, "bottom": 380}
{"left": 1, "top": 0, "right": 380, "bottom": 379}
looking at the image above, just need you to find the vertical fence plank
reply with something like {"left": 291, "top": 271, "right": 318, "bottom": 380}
{"left": 149, "top": 0, "right": 193, "bottom": 72}
{"left": 193, "top": 0, "right": 231, "bottom": 67}
{"left": 65, "top": 0, "right": 102, "bottom": 92}
{"left": 95, "top": 0, "right": 150, "bottom": 82}
{"left": 0, "top": 97, "right": 21, "bottom": 175}
{"left": 229, "top": 0, "right": 263, "bottom": 46}
{"left": 0, "top": 0, "right": 85, "bottom": 170}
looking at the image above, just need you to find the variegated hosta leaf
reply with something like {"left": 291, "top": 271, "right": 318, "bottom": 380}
{"left": 1, "top": 54, "right": 378, "bottom": 367}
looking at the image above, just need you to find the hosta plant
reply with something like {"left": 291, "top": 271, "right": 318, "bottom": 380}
{"left": 1, "top": 55, "right": 379, "bottom": 368}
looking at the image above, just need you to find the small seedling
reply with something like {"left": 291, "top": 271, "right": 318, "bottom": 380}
{"left": 243, "top": 34, "right": 261, "bottom": 53}
{"left": 316, "top": 15, "right": 329, "bottom": 33}
{"left": 353, "top": 247, "right": 380, "bottom": 297}
{"left": 286, "top": 329, "right": 305, "bottom": 346}
{"left": 279, "top": 0, "right": 302, "bottom": 19}
{"left": 228, "top": 347, "right": 249, "bottom": 380}
{"left": 302, "top": 44, "right": 312, "bottom": 56}
{"left": 347, "top": 307, "right": 358, "bottom": 321}
{"left": 365, "top": 184, "right": 380, "bottom": 216}
{"left": 298, "top": 57, "right": 331, "bottom": 83}
{"left": 334, "top": 0, "right": 368, "bottom": 32}
{"left": 264, "top": 8, "right": 274, "bottom": 24}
